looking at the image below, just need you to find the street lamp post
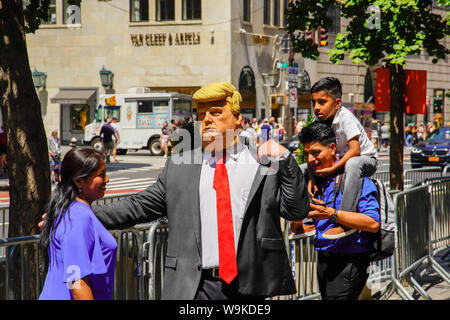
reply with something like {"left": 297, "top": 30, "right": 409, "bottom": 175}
{"left": 32, "top": 68, "right": 47, "bottom": 89}
{"left": 99, "top": 66, "right": 114, "bottom": 89}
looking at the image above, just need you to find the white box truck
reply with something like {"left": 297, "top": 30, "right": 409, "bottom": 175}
{"left": 83, "top": 88, "right": 193, "bottom": 155}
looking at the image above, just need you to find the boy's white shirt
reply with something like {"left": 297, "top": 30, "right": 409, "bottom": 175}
{"left": 329, "top": 106, "right": 378, "bottom": 159}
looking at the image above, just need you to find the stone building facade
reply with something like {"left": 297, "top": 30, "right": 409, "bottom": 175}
{"left": 25, "top": 0, "right": 449, "bottom": 143}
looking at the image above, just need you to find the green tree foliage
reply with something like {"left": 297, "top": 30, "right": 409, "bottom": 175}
{"left": 296, "top": 114, "right": 315, "bottom": 164}
{"left": 286, "top": 0, "right": 449, "bottom": 66}
{"left": 285, "top": 0, "right": 449, "bottom": 190}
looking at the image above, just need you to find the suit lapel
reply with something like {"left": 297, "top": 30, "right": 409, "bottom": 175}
{"left": 242, "top": 140, "right": 268, "bottom": 214}
{"left": 189, "top": 152, "right": 203, "bottom": 257}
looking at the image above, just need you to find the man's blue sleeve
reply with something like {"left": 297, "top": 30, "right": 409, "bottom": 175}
{"left": 357, "top": 178, "right": 380, "bottom": 223}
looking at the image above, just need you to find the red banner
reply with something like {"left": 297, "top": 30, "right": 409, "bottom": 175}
{"left": 374, "top": 68, "right": 426, "bottom": 114}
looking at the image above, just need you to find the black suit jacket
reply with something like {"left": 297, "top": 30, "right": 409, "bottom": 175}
{"left": 92, "top": 147, "right": 309, "bottom": 299}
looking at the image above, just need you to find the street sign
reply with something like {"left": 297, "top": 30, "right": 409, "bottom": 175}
{"left": 277, "top": 62, "right": 289, "bottom": 69}
{"left": 288, "top": 80, "right": 298, "bottom": 88}
{"left": 289, "top": 88, "right": 297, "bottom": 109}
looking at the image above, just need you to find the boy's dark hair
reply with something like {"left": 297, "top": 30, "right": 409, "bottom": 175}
{"left": 311, "top": 77, "right": 342, "bottom": 100}
{"left": 299, "top": 121, "right": 336, "bottom": 146}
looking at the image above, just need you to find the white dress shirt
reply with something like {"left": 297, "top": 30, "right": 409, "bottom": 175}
{"left": 199, "top": 143, "right": 259, "bottom": 269}
{"left": 331, "top": 106, "right": 378, "bottom": 159}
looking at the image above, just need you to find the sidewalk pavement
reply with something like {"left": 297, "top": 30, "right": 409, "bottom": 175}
{"left": 384, "top": 250, "right": 450, "bottom": 300}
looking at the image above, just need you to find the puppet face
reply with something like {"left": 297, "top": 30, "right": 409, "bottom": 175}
{"left": 197, "top": 99, "right": 241, "bottom": 152}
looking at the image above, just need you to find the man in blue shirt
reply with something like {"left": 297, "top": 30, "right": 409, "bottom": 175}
{"left": 100, "top": 118, "right": 117, "bottom": 163}
{"left": 299, "top": 121, "right": 380, "bottom": 300}
{"left": 260, "top": 118, "right": 272, "bottom": 142}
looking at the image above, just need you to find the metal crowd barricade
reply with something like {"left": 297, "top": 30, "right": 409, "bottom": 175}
{"left": 109, "top": 223, "right": 153, "bottom": 300}
{"left": 373, "top": 170, "right": 390, "bottom": 185}
{"left": 383, "top": 180, "right": 450, "bottom": 300}
{"left": 142, "top": 219, "right": 169, "bottom": 300}
{"left": 0, "top": 204, "right": 9, "bottom": 258}
{"left": 443, "top": 165, "right": 450, "bottom": 176}
{"left": 384, "top": 185, "right": 431, "bottom": 300}
{"left": 0, "top": 235, "right": 42, "bottom": 300}
{"left": 404, "top": 167, "right": 442, "bottom": 188}
{"left": 287, "top": 232, "right": 321, "bottom": 300}
{"left": 429, "top": 179, "right": 450, "bottom": 257}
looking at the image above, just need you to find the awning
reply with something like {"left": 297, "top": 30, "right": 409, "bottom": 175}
{"left": 51, "top": 89, "right": 96, "bottom": 104}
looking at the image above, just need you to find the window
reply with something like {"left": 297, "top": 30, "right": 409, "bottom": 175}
{"left": 130, "top": 0, "right": 149, "bottom": 22}
{"left": 326, "top": 4, "right": 341, "bottom": 34}
{"left": 103, "top": 106, "right": 121, "bottom": 122}
{"left": 157, "top": 0, "right": 175, "bottom": 21}
{"left": 63, "top": 0, "right": 81, "bottom": 25}
{"left": 136, "top": 100, "right": 169, "bottom": 129}
{"left": 137, "top": 101, "right": 154, "bottom": 113}
{"left": 273, "top": 0, "right": 280, "bottom": 26}
{"left": 41, "top": 0, "right": 57, "bottom": 24}
{"left": 183, "top": 0, "right": 201, "bottom": 20}
{"left": 173, "top": 99, "right": 192, "bottom": 118}
{"left": 263, "top": 0, "right": 270, "bottom": 25}
{"left": 283, "top": 0, "right": 289, "bottom": 27}
{"left": 70, "top": 105, "right": 89, "bottom": 132}
{"left": 243, "top": 0, "right": 251, "bottom": 22}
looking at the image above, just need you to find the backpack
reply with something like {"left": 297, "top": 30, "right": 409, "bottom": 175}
{"left": 333, "top": 174, "right": 397, "bottom": 262}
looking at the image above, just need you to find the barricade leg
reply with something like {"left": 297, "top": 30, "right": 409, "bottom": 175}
{"left": 428, "top": 256, "right": 450, "bottom": 284}
{"left": 391, "top": 277, "right": 414, "bottom": 300}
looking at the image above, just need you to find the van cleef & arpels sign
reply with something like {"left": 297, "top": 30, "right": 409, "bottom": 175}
{"left": 130, "top": 32, "right": 201, "bottom": 47}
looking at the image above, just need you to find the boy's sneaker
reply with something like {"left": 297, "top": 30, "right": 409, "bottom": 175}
{"left": 323, "top": 224, "right": 356, "bottom": 239}
{"left": 289, "top": 219, "right": 316, "bottom": 238}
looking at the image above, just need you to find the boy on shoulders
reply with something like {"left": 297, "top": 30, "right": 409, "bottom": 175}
{"left": 308, "top": 77, "right": 378, "bottom": 239}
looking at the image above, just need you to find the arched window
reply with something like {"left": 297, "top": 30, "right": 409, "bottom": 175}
{"left": 238, "top": 66, "right": 256, "bottom": 95}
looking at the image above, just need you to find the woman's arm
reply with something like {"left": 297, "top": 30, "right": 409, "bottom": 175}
{"left": 70, "top": 277, "right": 94, "bottom": 300}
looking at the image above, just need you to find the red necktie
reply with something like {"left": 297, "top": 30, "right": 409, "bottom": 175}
{"left": 213, "top": 154, "right": 238, "bottom": 284}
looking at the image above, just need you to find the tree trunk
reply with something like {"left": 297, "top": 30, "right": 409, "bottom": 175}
{"left": 0, "top": 0, "right": 51, "bottom": 299}
{"left": 389, "top": 64, "right": 405, "bottom": 191}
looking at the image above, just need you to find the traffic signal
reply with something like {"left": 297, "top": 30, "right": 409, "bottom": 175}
{"left": 271, "top": 94, "right": 286, "bottom": 109}
{"left": 318, "top": 27, "right": 328, "bottom": 47}
{"left": 304, "top": 30, "right": 315, "bottom": 44}
{"left": 433, "top": 100, "right": 443, "bottom": 113}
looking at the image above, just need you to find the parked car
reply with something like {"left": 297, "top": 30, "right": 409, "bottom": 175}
{"left": 410, "top": 126, "right": 450, "bottom": 169}
{"left": 280, "top": 135, "right": 300, "bottom": 153}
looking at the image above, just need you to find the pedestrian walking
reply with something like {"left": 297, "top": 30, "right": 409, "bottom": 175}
{"left": 380, "top": 121, "right": 389, "bottom": 149}
{"left": 260, "top": 118, "right": 271, "bottom": 143}
{"left": 48, "top": 129, "right": 62, "bottom": 184}
{"left": 110, "top": 117, "right": 120, "bottom": 163}
{"left": 39, "top": 147, "right": 116, "bottom": 300}
{"left": 295, "top": 118, "right": 306, "bottom": 135}
{"left": 299, "top": 122, "right": 380, "bottom": 300}
{"left": 241, "top": 118, "right": 258, "bottom": 146}
{"left": 100, "top": 118, "right": 117, "bottom": 163}
{"left": 160, "top": 129, "right": 170, "bottom": 158}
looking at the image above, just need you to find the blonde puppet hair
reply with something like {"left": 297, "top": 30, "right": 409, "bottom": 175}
{"left": 193, "top": 82, "right": 242, "bottom": 115}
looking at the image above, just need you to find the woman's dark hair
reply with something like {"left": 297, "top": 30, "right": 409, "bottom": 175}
{"left": 311, "top": 77, "right": 342, "bottom": 100}
{"left": 40, "top": 147, "right": 103, "bottom": 264}
{"left": 299, "top": 121, "right": 336, "bottom": 147}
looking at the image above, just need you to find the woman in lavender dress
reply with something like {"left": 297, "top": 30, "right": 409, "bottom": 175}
{"left": 39, "top": 147, "right": 117, "bottom": 300}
